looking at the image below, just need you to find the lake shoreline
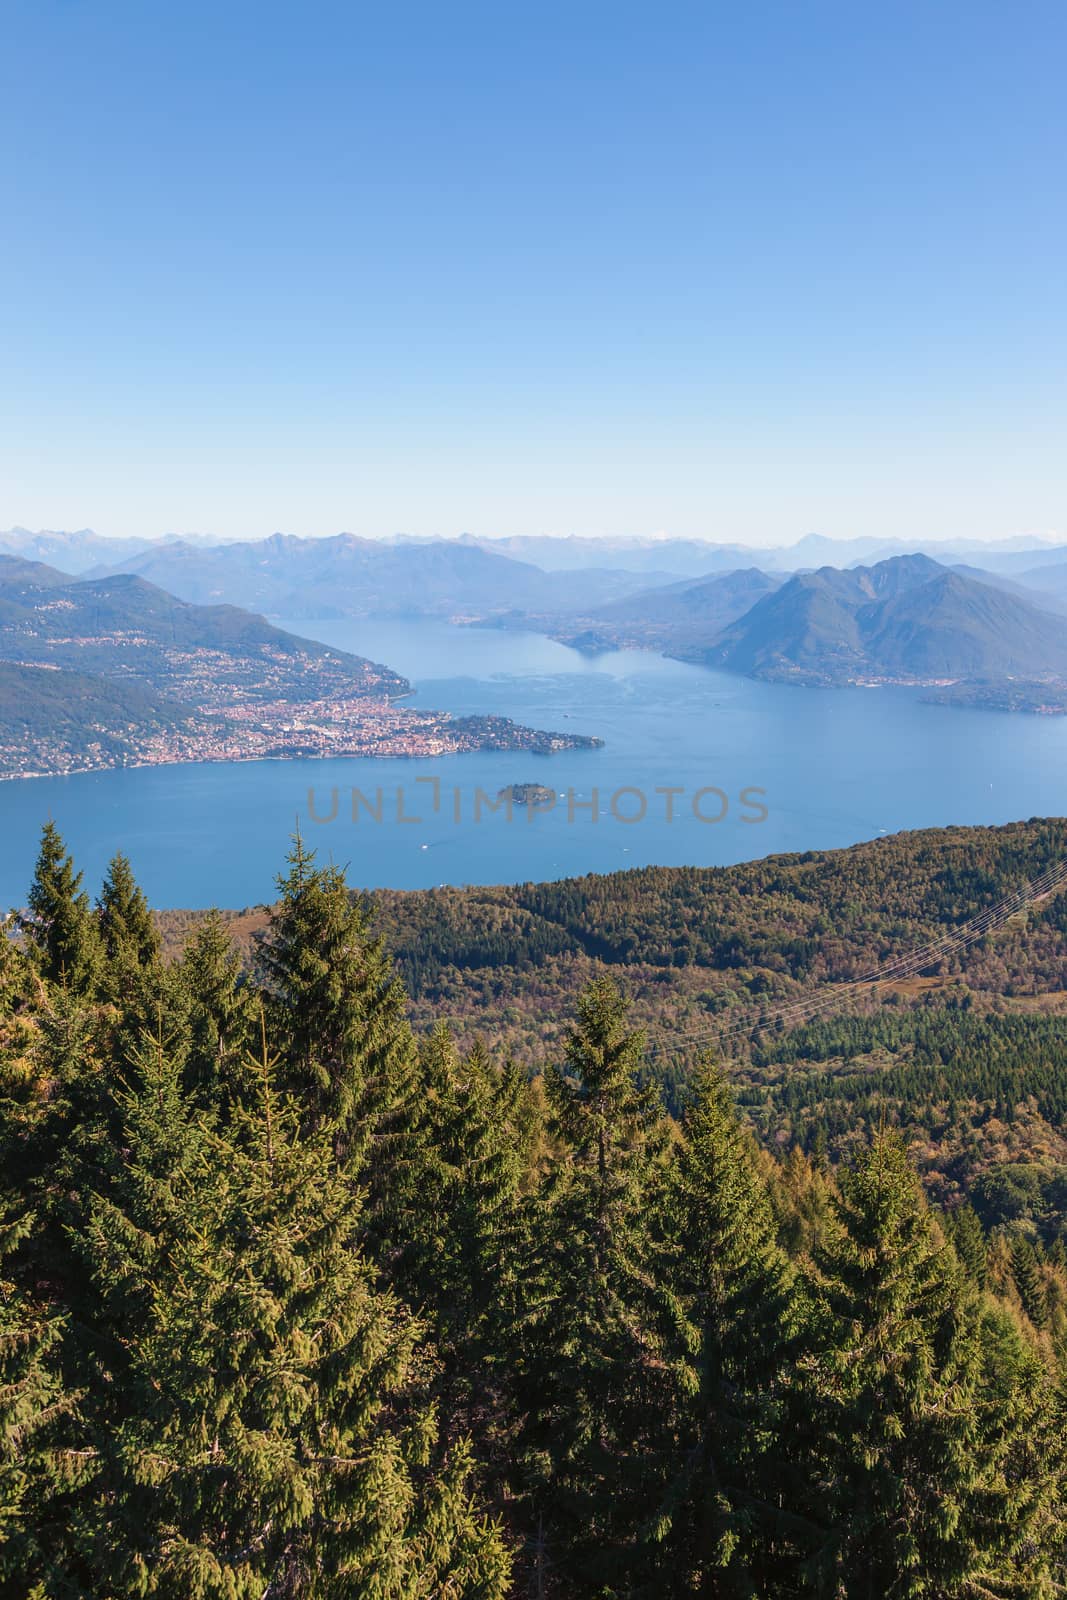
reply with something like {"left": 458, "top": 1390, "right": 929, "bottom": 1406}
{"left": 1, "top": 617, "right": 1064, "bottom": 908}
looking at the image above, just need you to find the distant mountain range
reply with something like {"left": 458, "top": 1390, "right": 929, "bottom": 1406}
{"left": 2, "top": 531, "right": 1066, "bottom": 713}
{"left": 0, "top": 527, "right": 193, "bottom": 574}
{"left": 456, "top": 533, "right": 767, "bottom": 577}
{"left": 949, "top": 564, "right": 1067, "bottom": 615}
{"left": 488, "top": 555, "right": 1067, "bottom": 691}
{"left": 83, "top": 533, "right": 674, "bottom": 620}
{"left": 699, "top": 555, "right": 1067, "bottom": 689}
{"left": 6, "top": 526, "right": 1067, "bottom": 620}
{"left": 531, "top": 568, "right": 785, "bottom": 654}
{"left": 1019, "top": 561, "right": 1067, "bottom": 605}
{"left": 458, "top": 531, "right": 1067, "bottom": 581}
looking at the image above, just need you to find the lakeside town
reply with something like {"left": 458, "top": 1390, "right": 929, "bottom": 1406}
{"left": 0, "top": 579, "right": 606, "bottom": 779}
{"left": 0, "top": 687, "right": 603, "bottom": 781}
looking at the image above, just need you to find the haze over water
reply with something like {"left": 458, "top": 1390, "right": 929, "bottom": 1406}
{"left": 1, "top": 619, "right": 1064, "bottom": 909}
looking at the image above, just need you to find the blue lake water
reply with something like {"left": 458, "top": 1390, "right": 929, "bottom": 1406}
{"left": 1, "top": 617, "right": 1065, "bottom": 907}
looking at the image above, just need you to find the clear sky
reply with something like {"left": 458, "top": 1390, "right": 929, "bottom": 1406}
{"left": 2, "top": 0, "right": 1065, "bottom": 546}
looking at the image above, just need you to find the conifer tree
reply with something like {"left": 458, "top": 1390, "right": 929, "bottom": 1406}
{"left": 97, "top": 851, "right": 160, "bottom": 973}
{"left": 254, "top": 838, "right": 421, "bottom": 1240}
{"left": 774, "top": 1143, "right": 834, "bottom": 1259}
{"left": 808, "top": 1122, "right": 829, "bottom": 1172}
{"left": 6, "top": 829, "right": 1067, "bottom": 1594}
{"left": 947, "top": 1201, "right": 989, "bottom": 1288}
{"left": 22, "top": 822, "right": 100, "bottom": 995}
{"left": 4, "top": 977, "right": 110, "bottom": 1284}
{"left": 1011, "top": 1234, "right": 1049, "bottom": 1330}
{"left": 398, "top": 1027, "right": 535, "bottom": 1475}
{"left": 0, "top": 1198, "right": 78, "bottom": 1593}
{"left": 803, "top": 1133, "right": 1058, "bottom": 1597}
{"left": 73, "top": 1023, "right": 511, "bottom": 1598}
{"left": 177, "top": 910, "right": 257, "bottom": 1108}
{"left": 93, "top": 852, "right": 179, "bottom": 1083}
{"left": 518, "top": 978, "right": 675, "bottom": 1593}
{"left": 495, "top": 1053, "right": 544, "bottom": 1188}
{"left": 0, "top": 924, "right": 43, "bottom": 1139}
{"left": 653, "top": 1061, "right": 807, "bottom": 1595}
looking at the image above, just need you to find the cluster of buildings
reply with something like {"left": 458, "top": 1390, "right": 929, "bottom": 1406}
{"left": 0, "top": 692, "right": 595, "bottom": 781}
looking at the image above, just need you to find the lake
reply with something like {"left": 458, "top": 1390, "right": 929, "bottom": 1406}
{"left": 1, "top": 617, "right": 1065, "bottom": 907}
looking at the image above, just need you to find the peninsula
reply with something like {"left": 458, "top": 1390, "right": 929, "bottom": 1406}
{"left": 0, "top": 560, "right": 604, "bottom": 779}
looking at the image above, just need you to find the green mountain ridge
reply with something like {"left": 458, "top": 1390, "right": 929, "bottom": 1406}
{"left": 0, "top": 556, "right": 408, "bottom": 703}
{"left": 701, "top": 554, "right": 1067, "bottom": 684}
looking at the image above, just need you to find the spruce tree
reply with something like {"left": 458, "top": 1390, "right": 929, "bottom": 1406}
{"left": 93, "top": 853, "right": 182, "bottom": 1088}
{"left": 97, "top": 851, "right": 160, "bottom": 972}
{"left": 3, "top": 975, "right": 112, "bottom": 1302}
{"left": 518, "top": 977, "right": 675, "bottom": 1593}
{"left": 72, "top": 1023, "right": 510, "bottom": 1598}
{"left": 947, "top": 1201, "right": 988, "bottom": 1288}
{"left": 177, "top": 910, "right": 257, "bottom": 1109}
{"left": 22, "top": 822, "right": 100, "bottom": 995}
{"left": 0, "top": 1198, "right": 79, "bottom": 1594}
{"left": 398, "top": 1027, "right": 534, "bottom": 1483}
{"left": 804, "top": 1133, "right": 1058, "bottom": 1597}
{"left": 653, "top": 1060, "right": 808, "bottom": 1595}
{"left": 774, "top": 1143, "right": 834, "bottom": 1259}
{"left": 254, "top": 839, "right": 421, "bottom": 1242}
{"left": 1011, "top": 1234, "right": 1049, "bottom": 1330}
{"left": 0, "top": 924, "right": 43, "bottom": 1141}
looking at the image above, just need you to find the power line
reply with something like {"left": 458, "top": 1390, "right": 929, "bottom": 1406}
{"left": 643, "top": 856, "right": 1067, "bottom": 1059}
{"left": 666, "top": 855, "right": 1067, "bottom": 1051}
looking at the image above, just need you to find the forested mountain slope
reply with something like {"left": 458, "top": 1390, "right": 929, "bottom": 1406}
{"left": 0, "top": 660, "right": 212, "bottom": 777}
{"left": 4, "top": 821, "right": 1067, "bottom": 1596}
{"left": 0, "top": 556, "right": 406, "bottom": 702}
{"left": 378, "top": 819, "right": 1067, "bottom": 1211}
{"left": 156, "top": 818, "right": 1067, "bottom": 1222}
{"left": 703, "top": 555, "right": 1067, "bottom": 684}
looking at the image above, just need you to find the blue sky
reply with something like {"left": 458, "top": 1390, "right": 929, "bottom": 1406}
{"left": 2, "top": 0, "right": 1065, "bottom": 545}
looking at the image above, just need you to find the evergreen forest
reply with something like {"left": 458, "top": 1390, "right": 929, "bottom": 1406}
{"left": 2, "top": 820, "right": 1067, "bottom": 1597}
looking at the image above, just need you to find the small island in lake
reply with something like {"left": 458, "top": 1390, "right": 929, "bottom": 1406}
{"left": 497, "top": 782, "right": 559, "bottom": 808}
